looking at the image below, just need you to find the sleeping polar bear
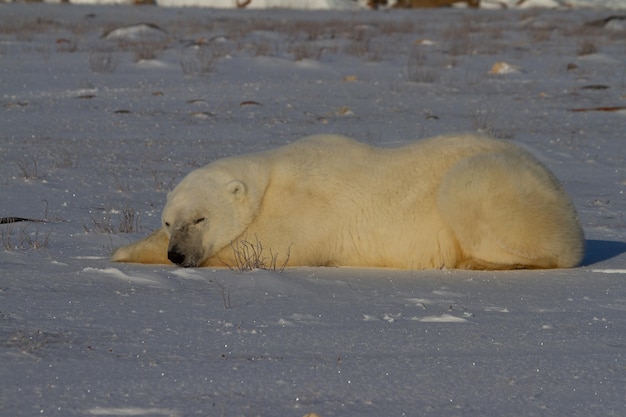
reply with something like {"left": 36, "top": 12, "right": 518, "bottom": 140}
{"left": 112, "top": 133, "right": 584, "bottom": 270}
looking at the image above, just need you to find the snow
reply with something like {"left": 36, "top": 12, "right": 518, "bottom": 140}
{"left": 154, "top": 0, "right": 362, "bottom": 8}
{"left": 1, "top": 2, "right": 625, "bottom": 417}
{"left": 36, "top": 0, "right": 626, "bottom": 8}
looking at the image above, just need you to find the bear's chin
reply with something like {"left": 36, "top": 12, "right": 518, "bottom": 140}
{"left": 179, "top": 258, "right": 203, "bottom": 268}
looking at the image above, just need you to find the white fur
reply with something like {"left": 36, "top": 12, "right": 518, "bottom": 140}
{"left": 112, "top": 133, "right": 584, "bottom": 270}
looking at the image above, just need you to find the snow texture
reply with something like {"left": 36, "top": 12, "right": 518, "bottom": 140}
{"left": 1, "top": 3, "right": 625, "bottom": 417}
{"left": 36, "top": 0, "right": 626, "bottom": 10}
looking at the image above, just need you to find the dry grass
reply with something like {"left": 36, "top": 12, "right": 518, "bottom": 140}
{"left": 132, "top": 41, "right": 168, "bottom": 62}
{"left": 577, "top": 40, "right": 598, "bottom": 57}
{"left": 150, "top": 169, "right": 180, "bottom": 192}
{"left": 1, "top": 223, "right": 50, "bottom": 251}
{"left": 226, "top": 237, "right": 290, "bottom": 273}
{"left": 88, "top": 207, "right": 142, "bottom": 234}
{"left": 407, "top": 48, "right": 439, "bottom": 83}
{"left": 212, "top": 278, "right": 231, "bottom": 310}
{"left": 288, "top": 42, "right": 327, "bottom": 61}
{"left": 88, "top": 49, "right": 119, "bottom": 73}
{"left": 52, "top": 150, "right": 78, "bottom": 169}
{"left": 16, "top": 157, "right": 42, "bottom": 180}
{"left": 179, "top": 43, "right": 223, "bottom": 76}
{"left": 472, "top": 110, "right": 514, "bottom": 140}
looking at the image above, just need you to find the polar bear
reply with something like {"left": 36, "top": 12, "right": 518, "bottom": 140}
{"left": 112, "top": 133, "right": 584, "bottom": 270}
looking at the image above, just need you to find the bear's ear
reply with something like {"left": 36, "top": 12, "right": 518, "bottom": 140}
{"left": 226, "top": 180, "right": 246, "bottom": 199}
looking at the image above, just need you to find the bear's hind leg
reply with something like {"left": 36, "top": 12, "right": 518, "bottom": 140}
{"left": 437, "top": 149, "right": 584, "bottom": 270}
{"left": 111, "top": 229, "right": 172, "bottom": 265}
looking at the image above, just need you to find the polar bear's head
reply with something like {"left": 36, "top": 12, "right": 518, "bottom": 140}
{"left": 161, "top": 166, "right": 263, "bottom": 267}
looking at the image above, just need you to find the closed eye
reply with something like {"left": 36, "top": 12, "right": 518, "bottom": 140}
{"left": 164, "top": 222, "right": 170, "bottom": 227}
{"left": 193, "top": 217, "right": 206, "bottom": 225}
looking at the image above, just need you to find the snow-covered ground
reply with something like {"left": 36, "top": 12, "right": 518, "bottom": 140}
{"left": 1, "top": 3, "right": 625, "bottom": 417}
{"left": 31, "top": 0, "right": 626, "bottom": 9}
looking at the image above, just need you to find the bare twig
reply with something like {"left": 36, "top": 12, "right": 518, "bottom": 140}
{"left": 1, "top": 223, "right": 50, "bottom": 251}
{"left": 214, "top": 280, "right": 231, "bottom": 310}
{"left": 225, "top": 237, "right": 290, "bottom": 272}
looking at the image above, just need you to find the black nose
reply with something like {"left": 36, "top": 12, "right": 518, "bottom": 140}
{"left": 168, "top": 250, "right": 185, "bottom": 265}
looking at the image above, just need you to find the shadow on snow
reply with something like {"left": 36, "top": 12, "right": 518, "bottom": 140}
{"left": 581, "top": 239, "right": 626, "bottom": 267}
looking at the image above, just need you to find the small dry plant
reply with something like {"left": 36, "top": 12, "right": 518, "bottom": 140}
{"left": 52, "top": 150, "right": 78, "bottom": 169}
{"left": 407, "top": 47, "right": 439, "bottom": 83}
{"left": 131, "top": 41, "right": 168, "bottom": 62}
{"left": 89, "top": 208, "right": 142, "bottom": 234}
{"left": 289, "top": 42, "right": 326, "bottom": 61}
{"left": 88, "top": 49, "right": 119, "bottom": 73}
{"left": 226, "top": 237, "right": 290, "bottom": 273}
{"left": 1, "top": 223, "right": 50, "bottom": 251}
{"left": 212, "top": 278, "right": 231, "bottom": 310}
{"left": 16, "top": 157, "right": 42, "bottom": 180}
{"left": 577, "top": 40, "right": 598, "bottom": 57}
{"left": 180, "top": 43, "right": 224, "bottom": 76}
{"left": 472, "top": 110, "right": 514, "bottom": 140}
